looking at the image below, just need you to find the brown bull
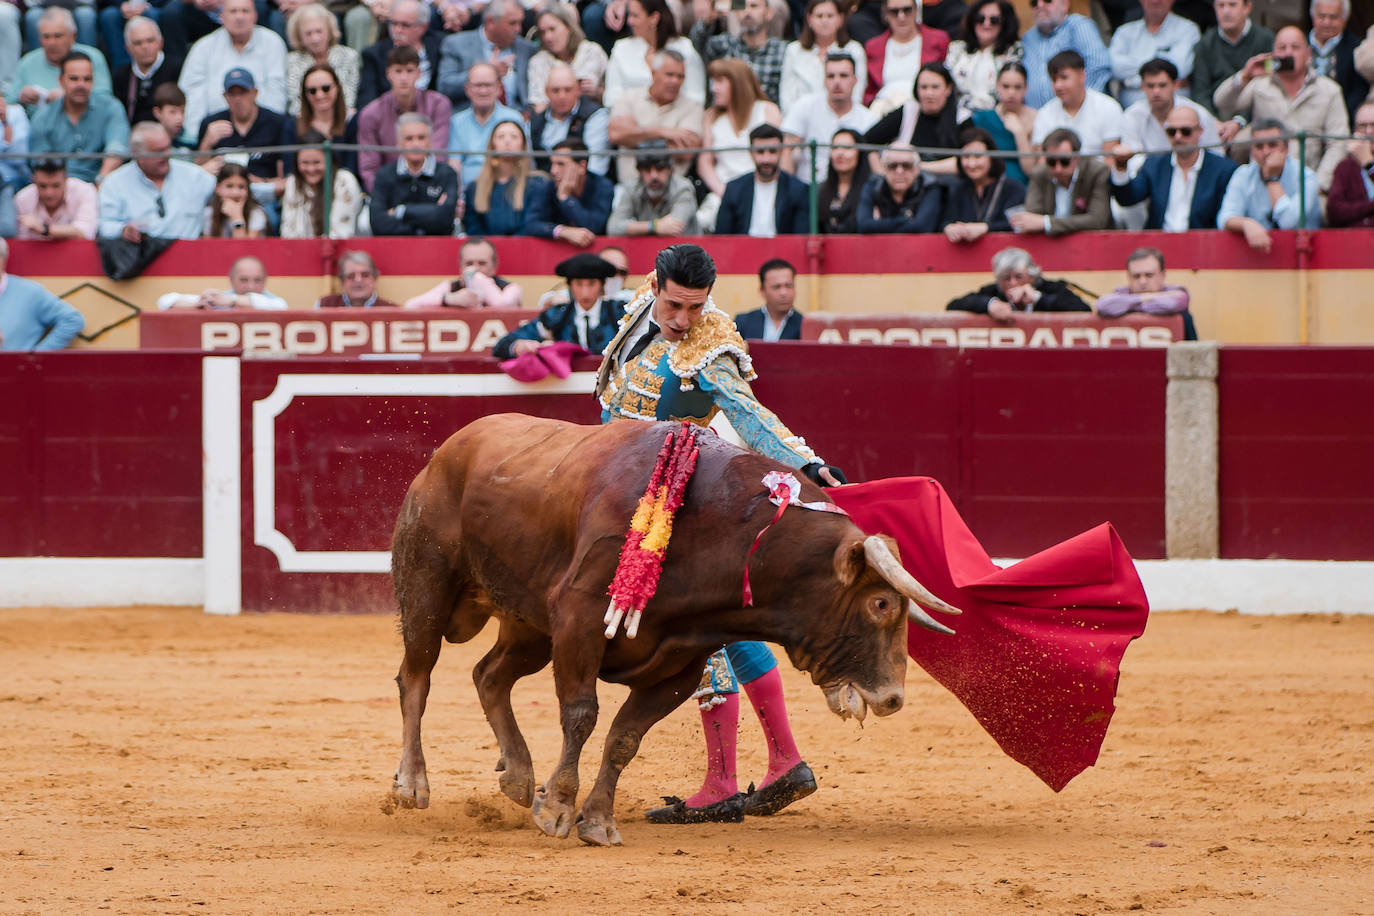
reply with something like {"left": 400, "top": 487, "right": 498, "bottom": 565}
{"left": 390, "top": 413, "right": 959, "bottom": 846}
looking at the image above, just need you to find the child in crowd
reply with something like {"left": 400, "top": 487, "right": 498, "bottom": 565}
{"left": 203, "top": 163, "right": 267, "bottom": 238}
{"left": 151, "top": 84, "right": 196, "bottom": 152}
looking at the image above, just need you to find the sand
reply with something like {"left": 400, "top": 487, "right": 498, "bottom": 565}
{"left": 1, "top": 606, "right": 1371, "bottom": 915}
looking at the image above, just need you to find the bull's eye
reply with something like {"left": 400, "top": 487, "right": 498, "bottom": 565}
{"left": 874, "top": 597, "right": 889, "bottom": 611}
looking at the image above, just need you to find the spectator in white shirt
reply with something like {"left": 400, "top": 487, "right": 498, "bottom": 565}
{"left": 781, "top": 52, "right": 877, "bottom": 182}
{"left": 177, "top": 0, "right": 287, "bottom": 145}
{"left": 1032, "top": 49, "right": 1123, "bottom": 155}
{"left": 779, "top": 0, "right": 868, "bottom": 112}
{"left": 1108, "top": 0, "right": 1200, "bottom": 109}
{"left": 1121, "top": 58, "right": 1219, "bottom": 160}
{"left": 157, "top": 256, "right": 289, "bottom": 310}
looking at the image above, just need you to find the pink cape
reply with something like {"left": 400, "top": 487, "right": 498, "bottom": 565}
{"left": 829, "top": 477, "right": 1149, "bottom": 792}
{"left": 499, "top": 341, "right": 588, "bottom": 382}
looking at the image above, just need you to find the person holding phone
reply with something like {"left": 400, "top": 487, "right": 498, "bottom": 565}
{"left": 1213, "top": 25, "right": 1350, "bottom": 192}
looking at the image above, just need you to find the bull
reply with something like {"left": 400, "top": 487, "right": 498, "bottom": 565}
{"left": 390, "top": 414, "right": 960, "bottom": 846}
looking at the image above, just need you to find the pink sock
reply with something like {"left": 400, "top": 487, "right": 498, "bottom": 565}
{"left": 742, "top": 668, "right": 803, "bottom": 787}
{"left": 684, "top": 694, "right": 740, "bottom": 807}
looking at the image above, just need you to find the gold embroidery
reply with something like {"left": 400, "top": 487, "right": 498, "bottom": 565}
{"left": 668, "top": 310, "right": 756, "bottom": 382}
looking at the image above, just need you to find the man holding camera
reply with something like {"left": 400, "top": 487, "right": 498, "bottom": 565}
{"left": 1213, "top": 25, "right": 1349, "bottom": 192}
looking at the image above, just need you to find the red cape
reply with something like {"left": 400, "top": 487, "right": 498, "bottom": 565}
{"left": 830, "top": 477, "right": 1149, "bottom": 792}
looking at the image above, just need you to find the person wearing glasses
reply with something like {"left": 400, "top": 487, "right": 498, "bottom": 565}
{"left": 862, "top": 0, "right": 950, "bottom": 106}
{"left": 356, "top": 0, "right": 444, "bottom": 111}
{"left": 1011, "top": 126, "right": 1112, "bottom": 234}
{"left": 856, "top": 142, "right": 944, "bottom": 233}
{"left": 1213, "top": 25, "right": 1350, "bottom": 193}
{"left": 98, "top": 121, "right": 215, "bottom": 241}
{"left": 944, "top": 0, "right": 1022, "bottom": 119}
{"left": 1326, "top": 99, "right": 1374, "bottom": 228}
{"left": 1119, "top": 58, "right": 1218, "bottom": 164}
{"left": 1216, "top": 117, "right": 1322, "bottom": 251}
{"left": 1018, "top": 0, "right": 1109, "bottom": 109}
{"left": 1109, "top": 105, "right": 1236, "bottom": 231}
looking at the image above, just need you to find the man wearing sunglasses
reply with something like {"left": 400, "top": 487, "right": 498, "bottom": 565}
{"left": 1120, "top": 58, "right": 1218, "bottom": 161}
{"left": 862, "top": 0, "right": 950, "bottom": 106}
{"left": 1013, "top": 126, "right": 1112, "bottom": 234}
{"left": 1110, "top": 105, "right": 1237, "bottom": 230}
{"left": 1020, "top": 0, "right": 1109, "bottom": 108}
{"left": 98, "top": 121, "right": 215, "bottom": 241}
{"left": 1216, "top": 117, "right": 1322, "bottom": 251}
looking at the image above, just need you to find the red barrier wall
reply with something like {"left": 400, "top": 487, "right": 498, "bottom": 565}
{"left": 1218, "top": 348, "right": 1374, "bottom": 561}
{"left": 0, "top": 351, "right": 203, "bottom": 557}
{"left": 8, "top": 346, "right": 1374, "bottom": 607}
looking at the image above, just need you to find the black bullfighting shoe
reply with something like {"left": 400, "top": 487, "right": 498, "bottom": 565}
{"left": 741, "top": 762, "right": 818, "bottom": 816}
{"left": 644, "top": 793, "right": 746, "bottom": 824}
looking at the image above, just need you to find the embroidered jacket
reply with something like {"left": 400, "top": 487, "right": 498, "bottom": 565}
{"left": 596, "top": 283, "right": 818, "bottom": 470}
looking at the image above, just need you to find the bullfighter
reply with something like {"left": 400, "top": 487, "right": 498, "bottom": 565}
{"left": 596, "top": 242, "right": 844, "bottom": 825}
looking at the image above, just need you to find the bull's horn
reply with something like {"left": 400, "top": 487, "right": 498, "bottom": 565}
{"left": 862, "top": 536, "right": 962, "bottom": 635}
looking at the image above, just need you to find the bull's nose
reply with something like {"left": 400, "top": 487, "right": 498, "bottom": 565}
{"left": 874, "top": 691, "right": 903, "bottom": 717}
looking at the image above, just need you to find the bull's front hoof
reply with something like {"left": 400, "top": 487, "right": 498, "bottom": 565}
{"left": 499, "top": 768, "right": 534, "bottom": 808}
{"left": 576, "top": 816, "right": 623, "bottom": 847}
{"left": 392, "top": 769, "right": 431, "bottom": 809}
{"left": 530, "top": 786, "right": 574, "bottom": 839}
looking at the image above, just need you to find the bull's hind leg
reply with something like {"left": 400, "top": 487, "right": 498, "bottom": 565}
{"left": 576, "top": 665, "right": 703, "bottom": 847}
{"left": 391, "top": 508, "right": 460, "bottom": 810}
{"left": 473, "top": 619, "right": 552, "bottom": 808}
{"left": 530, "top": 622, "right": 606, "bottom": 839}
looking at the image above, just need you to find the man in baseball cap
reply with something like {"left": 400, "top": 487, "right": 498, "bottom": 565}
{"left": 196, "top": 65, "right": 289, "bottom": 183}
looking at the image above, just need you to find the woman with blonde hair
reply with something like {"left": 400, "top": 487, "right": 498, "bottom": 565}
{"left": 464, "top": 120, "right": 541, "bottom": 236}
{"left": 285, "top": 3, "right": 361, "bottom": 116}
{"left": 528, "top": 4, "right": 609, "bottom": 112}
{"left": 697, "top": 58, "right": 781, "bottom": 200}
{"left": 280, "top": 130, "right": 364, "bottom": 238}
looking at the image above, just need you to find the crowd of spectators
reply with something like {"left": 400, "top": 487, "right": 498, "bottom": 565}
{"left": 0, "top": 0, "right": 1372, "bottom": 247}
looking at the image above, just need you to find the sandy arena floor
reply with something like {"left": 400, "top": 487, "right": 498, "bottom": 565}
{"left": 1, "top": 606, "right": 1371, "bottom": 915}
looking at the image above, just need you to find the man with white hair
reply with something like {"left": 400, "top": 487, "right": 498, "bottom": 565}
{"left": 945, "top": 246, "right": 1090, "bottom": 319}
{"left": 176, "top": 0, "right": 286, "bottom": 145}
{"left": 112, "top": 16, "right": 183, "bottom": 125}
{"left": 448, "top": 61, "right": 524, "bottom": 179}
{"left": 98, "top": 0, "right": 161, "bottom": 72}
{"left": 437, "top": 0, "right": 536, "bottom": 109}
{"left": 607, "top": 49, "right": 704, "bottom": 189}
{"left": 0, "top": 237, "right": 86, "bottom": 352}
{"left": 8, "top": 7, "right": 113, "bottom": 113}
{"left": 157, "top": 255, "right": 289, "bottom": 310}
{"left": 1307, "top": 0, "right": 1370, "bottom": 122}
{"left": 98, "top": 121, "right": 216, "bottom": 240}
{"left": 530, "top": 63, "right": 610, "bottom": 175}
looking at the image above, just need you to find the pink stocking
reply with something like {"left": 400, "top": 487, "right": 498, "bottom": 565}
{"left": 683, "top": 694, "right": 740, "bottom": 807}
{"left": 742, "top": 668, "right": 803, "bottom": 787}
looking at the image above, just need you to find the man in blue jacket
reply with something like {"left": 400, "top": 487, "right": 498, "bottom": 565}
{"left": 523, "top": 138, "right": 613, "bottom": 248}
{"left": 1109, "top": 106, "right": 1237, "bottom": 231}
{"left": 734, "top": 258, "right": 802, "bottom": 340}
{"left": 714, "top": 124, "right": 810, "bottom": 236}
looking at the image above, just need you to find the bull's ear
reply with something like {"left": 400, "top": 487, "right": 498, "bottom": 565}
{"left": 834, "top": 537, "right": 868, "bottom": 587}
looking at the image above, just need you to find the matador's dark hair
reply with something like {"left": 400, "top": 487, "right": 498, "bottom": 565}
{"left": 655, "top": 244, "right": 716, "bottom": 291}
